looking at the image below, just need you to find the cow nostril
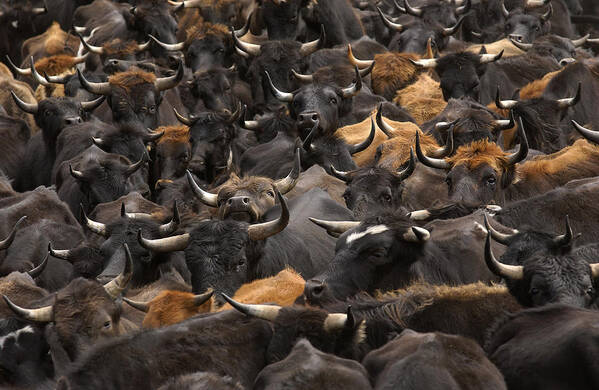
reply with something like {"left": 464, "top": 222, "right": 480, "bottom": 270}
{"left": 242, "top": 197, "right": 249, "bottom": 204}
{"left": 227, "top": 198, "right": 233, "bottom": 205}
{"left": 311, "top": 114, "right": 318, "bottom": 121}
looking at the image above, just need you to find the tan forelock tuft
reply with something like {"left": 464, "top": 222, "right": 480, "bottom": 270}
{"left": 156, "top": 125, "right": 190, "bottom": 144}
{"left": 371, "top": 52, "right": 421, "bottom": 99}
{"left": 185, "top": 21, "right": 230, "bottom": 45}
{"left": 394, "top": 73, "right": 447, "bottom": 125}
{"left": 375, "top": 125, "right": 440, "bottom": 170}
{"left": 447, "top": 139, "right": 509, "bottom": 171}
{"left": 102, "top": 38, "right": 142, "bottom": 57}
{"left": 108, "top": 67, "right": 157, "bottom": 90}
{"left": 34, "top": 55, "right": 79, "bottom": 76}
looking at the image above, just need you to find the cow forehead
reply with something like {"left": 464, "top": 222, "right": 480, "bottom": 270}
{"left": 345, "top": 225, "right": 389, "bottom": 245}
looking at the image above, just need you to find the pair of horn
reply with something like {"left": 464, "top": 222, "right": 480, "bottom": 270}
{"left": 331, "top": 149, "right": 416, "bottom": 184}
{"left": 77, "top": 32, "right": 150, "bottom": 55}
{"left": 291, "top": 60, "right": 375, "bottom": 84}
{"left": 411, "top": 49, "right": 503, "bottom": 69}
{"left": 413, "top": 126, "right": 456, "bottom": 170}
{"left": 11, "top": 90, "right": 104, "bottom": 115}
{"left": 124, "top": 289, "right": 214, "bottom": 313}
{"left": 309, "top": 217, "right": 430, "bottom": 243}
{"left": 70, "top": 153, "right": 145, "bottom": 185}
{"left": 513, "top": 34, "right": 588, "bottom": 52}
{"left": 3, "top": 244, "right": 133, "bottom": 322}
{"left": 501, "top": 0, "right": 552, "bottom": 20}
{"left": 233, "top": 24, "right": 325, "bottom": 57}
{"left": 174, "top": 102, "right": 242, "bottom": 127}
{"left": 495, "top": 83, "right": 581, "bottom": 110}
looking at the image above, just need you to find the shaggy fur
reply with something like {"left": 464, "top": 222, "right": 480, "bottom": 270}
{"left": 336, "top": 115, "right": 396, "bottom": 167}
{"left": 21, "top": 22, "right": 80, "bottom": 60}
{"left": 139, "top": 289, "right": 214, "bottom": 328}
{"left": 376, "top": 124, "right": 442, "bottom": 170}
{"left": 108, "top": 68, "right": 156, "bottom": 90}
{"left": 394, "top": 73, "right": 447, "bottom": 125}
{"left": 371, "top": 53, "right": 421, "bottom": 101}
{"left": 102, "top": 38, "right": 144, "bottom": 57}
{"left": 447, "top": 140, "right": 509, "bottom": 171}
{"left": 156, "top": 126, "right": 190, "bottom": 145}
{"left": 185, "top": 21, "right": 230, "bottom": 46}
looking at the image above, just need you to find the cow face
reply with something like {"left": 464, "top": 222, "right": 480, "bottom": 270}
{"left": 259, "top": 0, "right": 303, "bottom": 40}
{"left": 187, "top": 35, "right": 228, "bottom": 72}
{"left": 154, "top": 126, "right": 191, "bottom": 184}
{"left": 188, "top": 68, "right": 237, "bottom": 113}
{"left": 503, "top": 9, "right": 551, "bottom": 44}
{"left": 290, "top": 85, "right": 353, "bottom": 135}
{"left": 92, "top": 124, "right": 162, "bottom": 168}
{"left": 217, "top": 176, "right": 279, "bottom": 222}
{"left": 128, "top": 3, "right": 178, "bottom": 58}
{"left": 531, "top": 35, "right": 578, "bottom": 66}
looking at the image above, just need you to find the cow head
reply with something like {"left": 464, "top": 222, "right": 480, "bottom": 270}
{"left": 137, "top": 190, "right": 289, "bottom": 296}
{"left": 255, "top": 0, "right": 303, "bottom": 40}
{"left": 77, "top": 35, "right": 150, "bottom": 72}
{"left": 153, "top": 126, "right": 192, "bottom": 186}
{"left": 415, "top": 119, "right": 529, "bottom": 207}
{"left": 510, "top": 34, "right": 587, "bottom": 67}
{"left": 186, "top": 148, "right": 300, "bottom": 222}
{"left": 127, "top": 1, "right": 179, "bottom": 58}
{"left": 92, "top": 123, "right": 163, "bottom": 167}
{"left": 187, "top": 67, "right": 238, "bottom": 113}
{"left": 501, "top": 1, "right": 552, "bottom": 44}
{"left": 305, "top": 212, "right": 431, "bottom": 303}
{"left": 78, "top": 63, "right": 183, "bottom": 128}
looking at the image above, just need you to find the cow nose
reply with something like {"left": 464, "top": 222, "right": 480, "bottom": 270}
{"left": 508, "top": 34, "right": 524, "bottom": 43}
{"left": 227, "top": 196, "right": 250, "bottom": 207}
{"left": 559, "top": 58, "right": 576, "bottom": 67}
{"left": 305, "top": 279, "right": 326, "bottom": 301}
{"left": 297, "top": 111, "right": 320, "bottom": 127}
{"left": 65, "top": 116, "right": 82, "bottom": 125}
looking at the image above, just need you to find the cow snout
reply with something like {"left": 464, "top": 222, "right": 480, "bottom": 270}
{"left": 305, "top": 279, "right": 326, "bottom": 302}
{"left": 298, "top": 111, "right": 320, "bottom": 128}
{"left": 228, "top": 196, "right": 250, "bottom": 207}
{"left": 65, "top": 116, "right": 82, "bottom": 125}
{"left": 559, "top": 58, "right": 576, "bottom": 67}
{"left": 508, "top": 34, "right": 524, "bottom": 43}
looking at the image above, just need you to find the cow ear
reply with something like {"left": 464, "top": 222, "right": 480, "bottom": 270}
{"left": 501, "top": 166, "right": 517, "bottom": 188}
{"left": 478, "top": 45, "right": 487, "bottom": 55}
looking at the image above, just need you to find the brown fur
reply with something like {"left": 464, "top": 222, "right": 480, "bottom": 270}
{"left": 466, "top": 38, "right": 525, "bottom": 58}
{"left": 185, "top": 21, "right": 230, "bottom": 46}
{"left": 177, "top": 10, "right": 203, "bottom": 41}
{"left": 156, "top": 125, "right": 190, "bottom": 145}
{"left": 0, "top": 75, "right": 39, "bottom": 133}
{"left": 371, "top": 53, "right": 422, "bottom": 100}
{"left": 447, "top": 140, "right": 509, "bottom": 172}
{"left": 0, "top": 272, "right": 48, "bottom": 318}
{"left": 102, "top": 38, "right": 144, "bottom": 57}
{"left": 141, "top": 289, "right": 214, "bottom": 328}
{"left": 34, "top": 55, "right": 80, "bottom": 76}
{"left": 108, "top": 68, "right": 156, "bottom": 91}
{"left": 21, "top": 22, "right": 80, "bottom": 60}
{"left": 393, "top": 73, "right": 447, "bottom": 125}
{"left": 0, "top": 63, "right": 12, "bottom": 78}
{"left": 375, "top": 123, "right": 440, "bottom": 170}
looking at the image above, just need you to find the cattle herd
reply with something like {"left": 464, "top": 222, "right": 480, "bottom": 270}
{"left": 3, "top": 0, "right": 599, "bottom": 388}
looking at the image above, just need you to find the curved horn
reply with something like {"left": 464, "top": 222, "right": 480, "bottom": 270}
{"left": 572, "top": 120, "right": 599, "bottom": 144}
{"left": 556, "top": 82, "right": 581, "bottom": 109}
{"left": 44, "top": 72, "right": 70, "bottom": 84}
{"left": 69, "top": 165, "right": 87, "bottom": 182}
{"left": 299, "top": 25, "right": 325, "bottom": 57}
{"left": 274, "top": 148, "right": 301, "bottom": 194}
{"left": 291, "top": 69, "right": 313, "bottom": 83}
{"left": 247, "top": 190, "right": 289, "bottom": 241}
{"left": 540, "top": 4, "right": 552, "bottom": 22}
{"left": 442, "top": 15, "right": 466, "bottom": 37}
{"left": 415, "top": 131, "right": 450, "bottom": 169}
{"left": 80, "top": 96, "right": 106, "bottom": 112}
{"left": 329, "top": 165, "right": 353, "bottom": 183}
{"left": 377, "top": 6, "right": 404, "bottom": 32}
{"left": 347, "top": 44, "right": 374, "bottom": 69}
{"left": 2, "top": 295, "right": 53, "bottom": 323}
{"left": 158, "top": 202, "right": 180, "bottom": 235}
{"left": 572, "top": 34, "right": 589, "bottom": 47}
{"left": 526, "top": 0, "right": 551, "bottom": 7}
{"left": 28, "top": 252, "right": 49, "bottom": 278}
{"left": 376, "top": 104, "right": 396, "bottom": 138}
{"left": 553, "top": 215, "right": 574, "bottom": 247}
{"left": 29, "top": 57, "right": 49, "bottom": 86}
{"left": 506, "top": 118, "right": 529, "bottom": 166}
{"left": 396, "top": 148, "right": 416, "bottom": 180}
{"left": 186, "top": 170, "right": 218, "bottom": 207}
{"left": 434, "top": 118, "right": 459, "bottom": 132}
{"left": 340, "top": 66, "right": 363, "bottom": 98}
{"left": 193, "top": 289, "right": 214, "bottom": 306}
{"left": 122, "top": 297, "right": 149, "bottom": 312}
{"left": 144, "top": 129, "right": 165, "bottom": 143}
{"left": 173, "top": 108, "right": 197, "bottom": 126}
{"left": 349, "top": 117, "right": 375, "bottom": 155}
{"left": 495, "top": 86, "right": 518, "bottom": 109}
{"left": 427, "top": 127, "right": 454, "bottom": 158}
{"left": 455, "top": 0, "right": 471, "bottom": 15}
{"left": 403, "top": 226, "right": 431, "bottom": 242}
{"left": 492, "top": 109, "right": 516, "bottom": 131}
{"left": 80, "top": 204, "right": 108, "bottom": 237}
{"left": 404, "top": 0, "right": 423, "bottom": 16}
{"left": 484, "top": 232, "right": 524, "bottom": 280}
{"left": 124, "top": 154, "right": 146, "bottom": 177}
{"left": 480, "top": 49, "right": 504, "bottom": 64}
{"left": 235, "top": 46, "right": 250, "bottom": 58}
{"left": 483, "top": 213, "right": 517, "bottom": 245}
{"left": 48, "top": 242, "right": 73, "bottom": 261}
{"left": 358, "top": 60, "right": 375, "bottom": 78}
{"left": 501, "top": 0, "right": 510, "bottom": 18}
{"left": 231, "top": 28, "right": 261, "bottom": 56}
{"left": 323, "top": 313, "right": 349, "bottom": 332}
{"left": 76, "top": 32, "right": 104, "bottom": 54}
{"left": 103, "top": 244, "right": 133, "bottom": 299}
{"left": 6, "top": 56, "right": 31, "bottom": 75}
{"left": 154, "top": 60, "right": 183, "bottom": 91}
{"left": 10, "top": 91, "right": 38, "bottom": 114}
{"left": 394, "top": 0, "right": 406, "bottom": 13}
{"left": 225, "top": 101, "right": 242, "bottom": 124}
{"left": 138, "top": 229, "right": 190, "bottom": 253}
{"left": 221, "top": 293, "right": 281, "bottom": 321}
{"left": 265, "top": 71, "right": 294, "bottom": 102}
{"left": 234, "top": 11, "right": 252, "bottom": 37}
{"left": 148, "top": 34, "right": 185, "bottom": 51}
{"left": 0, "top": 216, "right": 26, "bottom": 250}
{"left": 308, "top": 217, "right": 360, "bottom": 234}
{"left": 410, "top": 58, "right": 438, "bottom": 69}
{"left": 510, "top": 38, "right": 532, "bottom": 51}
{"left": 77, "top": 69, "right": 111, "bottom": 95}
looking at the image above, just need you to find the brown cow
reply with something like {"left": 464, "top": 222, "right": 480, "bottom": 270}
{"left": 153, "top": 125, "right": 192, "bottom": 189}
{"left": 0, "top": 73, "right": 38, "bottom": 133}
{"left": 393, "top": 73, "right": 447, "bottom": 125}
{"left": 20, "top": 22, "right": 80, "bottom": 63}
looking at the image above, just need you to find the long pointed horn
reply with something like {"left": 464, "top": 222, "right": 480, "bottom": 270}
{"left": 526, "top": 0, "right": 551, "bottom": 7}
{"left": 265, "top": 71, "right": 294, "bottom": 102}
{"left": 506, "top": 118, "right": 529, "bottom": 166}
{"left": 415, "top": 131, "right": 450, "bottom": 169}
{"left": 44, "top": 72, "right": 70, "bottom": 84}
{"left": 28, "top": 252, "right": 49, "bottom": 278}
{"left": 2, "top": 295, "right": 53, "bottom": 322}
{"left": 404, "top": 0, "right": 423, "bottom": 16}
{"left": 590, "top": 262, "right": 599, "bottom": 279}
{"left": 80, "top": 96, "right": 106, "bottom": 112}
{"left": 193, "top": 289, "right": 214, "bottom": 306}
{"left": 6, "top": 56, "right": 31, "bottom": 75}
{"left": 340, "top": 66, "right": 363, "bottom": 98}
{"left": 553, "top": 215, "right": 574, "bottom": 247}
{"left": 347, "top": 44, "right": 374, "bottom": 69}
{"left": 10, "top": 91, "right": 38, "bottom": 114}
{"left": 377, "top": 6, "right": 404, "bottom": 31}
{"left": 329, "top": 165, "right": 353, "bottom": 182}
{"left": 48, "top": 242, "right": 73, "bottom": 261}
{"left": 80, "top": 204, "right": 108, "bottom": 237}
{"left": 186, "top": 170, "right": 218, "bottom": 207}
{"left": 248, "top": 190, "right": 289, "bottom": 241}
{"left": 221, "top": 293, "right": 281, "bottom": 321}
{"left": 309, "top": 218, "right": 360, "bottom": 234}
{"left": 231, "top": 28, "right": 261, "bottom": 56}
{"left": 138, "top": 230, "right": 190, "bottom": 253}
{"left": 349, "top": 117, "right": 375, "bottom": 155}
{"left": 299, "top": 25, "right": 325, "bottom": 56}
{"left": 442, "top": 15, "right": 466, "bottom": 37}
{"left": 376, "top": 104, "right": 395, "bottom": 138}
{"left": 234, "top": 11, "right": 252, "bottom": 37}
{"left": 155, "top": 60, "right": 183, "bottom": 91}
{"left": 173, "top": 108, "right": 197, "bottom": 126}
{"left": 495, "top": 86, "right": 518, "bottom": 109}
{"left": 455, "top": 0, "right": 471, "bottom": 15}
{"left": 510, "top": 38, "right": 532, "bottom": 51}
{"left": 434, "top": 118, "right": 458, "bottom": 133}
{"left": 394, "top": 0, "right": 406, "bottom": 13}
{"left": 572, "top": 34, "right": 589, "bottom": 47}
{"left": 501, "top": 0, "right": 510, "bottom": 18}
{"left": 483, "top": 213, "right": 517, "bottom": 245}
{"left": 484, "top": 232, "right": 524, "bottom": 280}
{"left": 274, "top": 148, "right": 301, "bottom": 194}
{"left": 291, "top": 69, "right": 313, "bottom": 83}
{"left": 0, "top": 216, "right": 26, "bottom": 250}
{"left": 492, "top": 109, "right": 516, "bottom": 131}
{"left": 148, "top": 34, "right": 185, "bottom": 51}
{"left": 76, "top": 32, "right": 104, "bottom": 54}
{"left": 427, "top": 127, "right": 454, "bottom": 158}
{"left": 158, "top": 201, "right": 180, "bottom": 235}
{"left": 124, "top": 154, "right": 146, "bottom": 177}
{"left": 30, "top": 57, "right": 49, "bottom": 86}
{"left": 556, "top": 82, "right": 581, "bottom": 109}
{"left": 77, "top": 69, "right": 111, "bottom": 95}
{"left": 323, "top": 313, "right": 349, "bottom": 332}
{"left": 103, "top": 244, "right": 133, "bottom": 299}
{"left": 396, "top": 149, "right": 416, "bottom": 180}
{"left": 410, "top": 58, "right": 438, "bottom": 69}
{"left": 540, "top": 4, "right": 552, "bottom": 22}
{"left": 123, "top": 297, "right": 149, "bottom": 312}
{"left": 480, "top": 49, "right": 504, "bottom": 63}
{"left": 572, "top": 120, "right": 599, "bottom": 144}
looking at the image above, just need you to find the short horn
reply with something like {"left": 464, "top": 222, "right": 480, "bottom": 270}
{"left": 231, "top": 28, "right": 261, "bottom": 56}
{"left": 308, "top": 218, "right": 360, "bottom": 234}
{"left": 347, "top": 44, "right": 374, "bottom": 69}
{"left": 103, "top": 244, "right": 133, "bottom": 299}
{"left": 148, "top": 34, "right": 185, "bottom": 51}
{"left": 403, "top": 226, "right": 431, "bottom": 242}
{"left": 377, "top": 6, "right": 404, "bottom": 31}
{"left": 495, "top": 86, "right": 518, "bottom": 109}
{"left": 28, "top": 252, "right": 49, "bottom": 278}
{"left": 479, "top": 49, "right": 504, "bottom": 64}
{"left": 225, "top": 101, "right": 242, "bottom": 124}
{"left": 556, "top": 82, "right": 581, "bottom": 109}
{"left": 138, "top": 230, "right": 190, "bottom": 253}
{"left": 10, "top": 91, "right": 38, "bottom": 114}
{"left": 2, "top": 295, "right": 53, "bottom": 323}
{"left": 234, "top": 11, "right": 252, "bottom": 37}
{"left": 329, "top": 165, "right": 353, "bottom": 183}
{"left": 526, "top": 0, "right": 551, "bottom": 8}
{"left": 221, "top": 293, "right": 281, "bottom": 321}
{"left": 358, "top": 60, "right": 375, "bottom": 78}
{"left": 455, "top": 0, "right": 471, "bottom": 15}
{"left": 590, "top": 263, "right": 599, "bottom": 279}
{"left": 274, "top": 148, "right": 301, "bottom": 194}
{"left": 80, "top": 204, "right": 108, "bottom": 237}
{"left": 572, "top": 120, "right": 599, "bottom": 144}
{"left": 553, "top": 215, "right": 574, "bottom": 247}
{"left": 80, "top": 96, "right": 106, "bottom": 112}
{"left": 572, "top": 34, "right": 589, "bottom": 47}
{"left": 510, "top": 38, "right": 532, "bottom": 51}
{"left": 376, "top": 104, "right": 396, "bottom": 138}
{"left": 247, "top": 189, "right": 289, "bottom": 241}
{"left": 193, "top": 289, "right": 214, "bottom": 306}
{"left": 483, "top": 213, "right": 517, "bottom": 245}
{"left": 155, "top": 60, "right": 183, "bottom": 91}
{"left": 442, "top": 15, "right": 466, "bottom": 37}
{"left": 265, "top": 71, "right": 294, "bottom": 102}
{"left": 427, "top": 127, "right": 454, "bottom": 158}
{"left": 158, "top": 201, "right": 180, "bottom": 235}
{"left": 77, "top": 69, "right": 111, "bottom": 95}
{"left": 396, "top": 148, "right": 416, "bottom": 180}
{"left": 323, "top": 313, "right": 348, "bottom": 332}
{"left": 123, "top": 297, "right": 149, "bottom": 312}
{"left": 186, "top": 170, "right": 218, "bottom": 207}
{"left": 404, "top": 0, "right": 423, "bottom": 16}
{"left": 340, "top": 66, "right": 363, "bottom": 98}
{"left": 415, "top": 131, "right": 450, "bottom": 169}
{"left": 173, "top": 108, "right": 197, "bottom": 126}
{"left": 124, "top": 154, "right": 146, "bottom": 177}
{"left": 484, "top": 232, "right": 524, "bottom": 280}
{"left": 299, "top": 25, "right": 325, "bottom": 56}
{"left": 76, "top": 32, "right": 104, "bottom": 54}
{"left": 492, "top": 110, "right": 516, "bottom": 131}
{"left": 434, "top": 118, "right": 459, "bottom": 133}
{"left": 291, "top": 69, "right": 313, "bottom": 83}
{"left": 501, "top": 0, "right": 510, "bottom": 18}
{"left": 0, "top": 216, "right": 26, "bottom": 250}
{"left": 349, "top": 116, "right": 375, "bottom": 155}
{"left": 506, "top": 118, "right": 529, "bottom": 166}
{"left": 410, "top": 58, "right": 438, "bottom": 69}
{"left": 48, "top": 242, "right": 73, "bottom": 261}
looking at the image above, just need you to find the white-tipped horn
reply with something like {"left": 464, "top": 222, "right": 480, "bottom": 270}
{"left": 186, "top": 170, "right": 218, "bottom": 207}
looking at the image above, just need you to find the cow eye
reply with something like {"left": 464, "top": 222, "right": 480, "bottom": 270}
{"left": 44, "top": 110, "right": 52, "bottom": 117}
{"left": 530, "top": 287, "right": 540, "bottom": 295}
{"left": 381, "top": 193, "right": 392, "bottom": 203}
{"left": 371, "top": 248, "right": 387, "bottom": 258}
{"left": 486, "top": 177, "right": 496, "bottom": 186}
{"left": 587, "top": 287, "right": 595, "bottom": 295}
{"left": 148, "top": 106, "right": 156, "bottom": 114}
{"left": 534, "top": 25, "right": 540, "bottom": 31}
{"left": 266, "top": 190, "right": 275, "bottom": 198}
{"left": 103, "top": 321, "right": 111, "bottom": 329}
{"left": 329, "top": 97, "right": 337, "bottom": 105}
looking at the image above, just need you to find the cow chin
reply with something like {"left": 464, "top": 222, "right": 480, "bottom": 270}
{"left": 227, "top": 211, "right": 254, "bottom": 223}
